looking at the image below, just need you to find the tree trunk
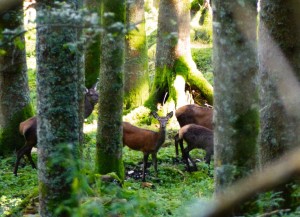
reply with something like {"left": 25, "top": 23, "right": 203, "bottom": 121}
{"left": 258, "top": 0, "right": 300, "bottom": 165}
{"left": 84, "top": 0, "right": 101, "bottom": 88}
{"left": 0, "top": 2, "right": 33, "bottom": 156}
{"left": 36, "top": 1, "right": 83, "bottom": 216}
{"left": 213, "top": 0, "right": 259, "bottom": 197}
{"left": 145, "top": 0, "right": 213, "bottom": 110}
{"left": 124, "top": 0, "right": 149, "bottom": 110}
{"left": 96, "top": 0, "right": 125, "bottom": 181}
{"left": 258, "top": 0, "right": 300, "bottom": 209}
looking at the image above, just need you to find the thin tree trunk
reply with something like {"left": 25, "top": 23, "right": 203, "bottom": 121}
{"left": 0, "top": 2, "right": 33, "bottom": 156}
{"left": 124, "top": 0, "right": 149, "bottom": 110}
{"left": 96, "top": 0, "right": 125, "bottom": 181}
{"left": 36, "top": 1, "right": 82, "bottom": 216}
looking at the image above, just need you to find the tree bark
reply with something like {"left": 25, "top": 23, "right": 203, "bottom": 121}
{"left": 96, "top": 0, "right": 125, "bottom": 181}
{"left": 124, "top": 0, "right": 149, "bottom": 110}
{"left": 36, "top": 1, "right": 83, "bottom": 216}
{"left": 0, "top": 2, "right": 33, "bottom": 156}
{"left": 145, "top": 0, "right": 213, "bottom": 110}
{"left": 258, "top": 0, "right": 300, "bottom": 209}
{"left": 258, "top": 0, "right": 300, "bottom": 165}
{"left": 213, "top": 0, "right": 259, "bottom": 195}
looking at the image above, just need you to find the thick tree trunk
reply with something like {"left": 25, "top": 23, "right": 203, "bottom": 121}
{"left": 96, "top": 0, "right": 125, "bottom": 181}
{"left": 0, "top": 2, "right": 33, "bottom": 156}
{"left": 213, "top": 0, "right": 259, "bottom": 197}
{"left": 84, "top": 0, "right": 101, "bottom": 88}
{"left": 124, "top": 0, "right": 149, "bottom": 110}
{"left": 258, "top": 0, "right": 300, "bottom": 209}
{"left": 258, "top": 0, "right": 300, "bottom": 165}
{"left": 145, "top": 0, "right": 213, "bottom": 110}
{"left": 36, "top": 1, "right": 83, "bottom": 216}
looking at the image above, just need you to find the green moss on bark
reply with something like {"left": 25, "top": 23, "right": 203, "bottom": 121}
{"left": 96, "top": 149, "right": 125, "bottom": 181}
{"left": 96, "top": 0, "right": 125, "bottom": 181}
{"left": 124, "top": 0, "right": 149, "bottom": 110}
{"left": 233, "top": 108, "right": 259, "bottom": 177}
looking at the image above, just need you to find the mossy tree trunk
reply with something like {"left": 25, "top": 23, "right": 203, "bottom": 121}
{"left": 124, "top": 0, "right": 149, "bottom": 111}
{"left": 84, "top": 0, "right": 101, "bottom": 88}
{"left": 145, "top": 0, "right": 213, "bottom": 111}
{"left": 36, "top": 1, "right": 83, "bottom": 216}
{"left": 96, "top": 0, "right": 125, "bottom": 181}
{"left": 258, "top": 0, "right": 300, "bottom": 209}
{"left": 0, "top": 2, "right": 33, "bottom": 156}
{"left": 213, "top": 0, "right": 259, "bottom": 206}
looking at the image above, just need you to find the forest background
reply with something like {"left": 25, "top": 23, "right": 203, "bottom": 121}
{"left": 0, "top": 0, "right": 300, "bottom": 216}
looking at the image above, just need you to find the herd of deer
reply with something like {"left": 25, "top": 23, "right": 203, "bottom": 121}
{"left": 13, "top": 87, "right": 214, "bottom": 182}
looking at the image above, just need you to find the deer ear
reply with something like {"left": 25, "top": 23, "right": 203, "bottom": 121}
{"left": 84, "top": 87, "right": 89, "bottom": 93}
{"left": 92, "top": 82, "right": 98, "bottom": 90}
{"left": 167, "top": 111, "right": 173, "bottom": 118}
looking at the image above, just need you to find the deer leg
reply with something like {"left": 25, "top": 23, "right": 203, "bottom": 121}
{"left": 142, "top": 153, "right": 149, "bottom": 182}
{"left": 25, "top": 147, "right": 36, "bottom": 169}
{"left": 14, "top": 145, "right": 31, "bottom": 176}
{"left": 183, "top": 147, "right": 197, "bottom": 172}
{"left": 179, "top": 138, "right": 185, "bottom": 160}
{"left": 152, "top": 153, "right": 158, "bottom": 177}
{"left": 174, "top": 133, "right": 180, "bottom": 158}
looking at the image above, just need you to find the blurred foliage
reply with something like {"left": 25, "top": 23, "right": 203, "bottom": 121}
{"left": 191, "top": 47, "right": 213, "bottom": 85}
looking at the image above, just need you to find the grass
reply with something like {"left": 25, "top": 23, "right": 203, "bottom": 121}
{"left": 0, "top": 122, "right": 214, "bottom": 216}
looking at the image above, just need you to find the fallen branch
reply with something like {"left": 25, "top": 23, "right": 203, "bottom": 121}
{"left": 198, "top": 147, "right": 300, "bottom": 217}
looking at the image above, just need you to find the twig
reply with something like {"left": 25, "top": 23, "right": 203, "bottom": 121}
{"left": 198, "top": 147, "right": 300, "bottom": 217}
{"left": 256, "top": 209, "right": 290, "bottom": 217}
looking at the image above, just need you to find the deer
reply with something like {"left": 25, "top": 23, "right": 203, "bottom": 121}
{"left": 174, "top": 104, "right": 213, "bottom": 158}
{"left": 13, "top": 85, "right": 99, "bottom": 176}
{"left": 176, "top": 124, "right": 213, "bottom": 171}
{"left": 123, "top": 111, "right": 173, "bottom": 182}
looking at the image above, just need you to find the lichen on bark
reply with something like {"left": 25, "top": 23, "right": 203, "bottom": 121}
{"left": 213, "top": 0, "right": 259, "bottom": 198}
{"left": 96, "top": 0, "right": 125, "bottom": 181}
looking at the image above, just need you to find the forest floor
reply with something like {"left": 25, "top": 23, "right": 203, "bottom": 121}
{"left": 0, "top": 116, "right": 214, "bottom": 216}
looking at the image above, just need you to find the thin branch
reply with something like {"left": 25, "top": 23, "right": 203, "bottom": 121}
{"left": 256, "top": 209, "right": 291, "bottom": 217}
{"left": 198, "top": 147, "right": 300, "bottom": 217}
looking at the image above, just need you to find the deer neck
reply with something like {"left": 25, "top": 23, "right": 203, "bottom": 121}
{"left": 155, "top": 126, "right": 167, "bottom": 151}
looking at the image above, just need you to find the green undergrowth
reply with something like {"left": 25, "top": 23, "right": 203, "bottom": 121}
{"left": 1, "top": 119, "right": 214, "bottom": 216}
{"left": 191, "top": 47, "right": 213, "bottom": 85}
{"left": 2, "top": 118, "right": 300, "bottom": 216}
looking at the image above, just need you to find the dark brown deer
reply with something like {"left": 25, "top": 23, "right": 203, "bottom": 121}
{"left": 176, "top": 124, "right": 213, "bottom": 171}
{"left": 123, "top": 111, "right": 173, "bottom": 181}
{"left": 174, "top": 104, "right": 213, "bottom": 157}
{"left": 13, "top": 85, "right": 99, "bottom": 176}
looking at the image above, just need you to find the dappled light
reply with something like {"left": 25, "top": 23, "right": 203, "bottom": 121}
{"left": 0, "top": 0, "right": 300, "bottom": 216}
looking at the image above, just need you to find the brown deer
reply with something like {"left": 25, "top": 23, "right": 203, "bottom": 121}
{"left": 176, "top": 124, "right": 213, "bottom": 171}
{"left": 123, "top": 111, "right": 173, "bottom": 181}
{"left": 174, "top": 104, "right": 213, "bottom": 157}
{"left": 13, "top": 85, "right": 99, "bottom": 176}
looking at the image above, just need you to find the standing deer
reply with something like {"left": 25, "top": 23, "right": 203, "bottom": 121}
{"left": 174, "top": 104, "right": 213, "bottom": 157}
{"left": 13, "top": 85, "right": 99, "bottom": 176}
{"left": 176, "top": 124, "right": 213, "bottom": 171}
{"left": 123, "top": 111, "right": 173, "bottom": 181}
